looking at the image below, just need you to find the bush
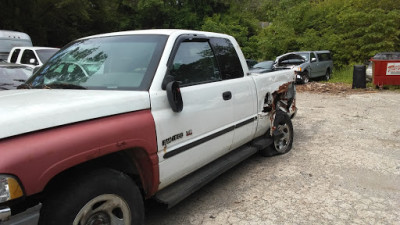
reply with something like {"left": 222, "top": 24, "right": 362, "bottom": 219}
{"left": 329, "top": 66, "right": 354, "bottom": 84}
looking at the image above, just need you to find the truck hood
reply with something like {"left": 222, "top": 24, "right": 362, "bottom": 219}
{"left": 274, "top": 53, "right": 306, "bottom": 68}
{"left": 0, "top": 90, "right": 150, "bottom": 139}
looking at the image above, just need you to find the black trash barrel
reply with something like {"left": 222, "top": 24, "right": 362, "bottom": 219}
{"left": 352, "top": 65, "right": 366, "bottom": 89}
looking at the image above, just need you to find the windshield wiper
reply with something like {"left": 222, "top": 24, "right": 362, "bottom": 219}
{"left": 18, "top": 83, "right": 45, "bottom": 89}
{"left": 17, "top": 83, "right": 32, "bottom": 89}
{"left": 45, "top": 83, "right": 87, "bottom": 90}
{"left": 17, "top": 83, "right": 86, "bottom": 90}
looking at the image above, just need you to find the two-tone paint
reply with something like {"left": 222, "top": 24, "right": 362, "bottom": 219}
{"left": 0, "top": 89, "right": 161, "bottom": 198}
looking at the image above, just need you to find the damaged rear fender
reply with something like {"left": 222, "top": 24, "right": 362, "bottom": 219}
{"left": 262, "top": 82, "right": 297, "bottom": 135}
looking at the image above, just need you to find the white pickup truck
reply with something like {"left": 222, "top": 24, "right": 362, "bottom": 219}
{"left": 7, "top": 46, "right": 60, "bottom": 68}
{"left": 0, "top": 29, "right": 296, "bottom": 225}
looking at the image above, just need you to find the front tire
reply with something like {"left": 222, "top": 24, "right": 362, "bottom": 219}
{"left": 324, "top": 69, "right": 331, "bottom": 81}
{"left": 39, "top": 169, "right": 144, "bottom": 225}
{"left": 302, "top": 73, "right": 310, "bottom": 84}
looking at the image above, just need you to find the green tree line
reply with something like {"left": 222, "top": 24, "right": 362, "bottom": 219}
{"left": 1, "top": 0, "right": 399, "bottom": 68}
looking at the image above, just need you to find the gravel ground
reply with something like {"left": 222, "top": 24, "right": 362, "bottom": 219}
{"left": 145, "top": 88, "right": 400, "bottom": 225}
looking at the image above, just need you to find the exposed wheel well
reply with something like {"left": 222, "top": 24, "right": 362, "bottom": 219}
{"left": 41, "top": 149, "right": 144, "bottom": 199}
{"left": 299, "top": 69, "right": 308, "bottom": 76}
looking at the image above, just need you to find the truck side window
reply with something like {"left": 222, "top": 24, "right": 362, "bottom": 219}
{"left": 10, "top": 49, "right": 20, "bottom": 63}
{"left": 310, "top": 52, "right": 317, "bottom": 62}
{"left": 21, "top": 50, "right": 38, "bottom": 65}
{"left": 170, "top": 41, "right": 220, "bottom": 87}
{"left": 209, "top": 38, "right": 244, "bottom": 80}
{"left": 317, "top": 53, "right": 332, "bottom": 61}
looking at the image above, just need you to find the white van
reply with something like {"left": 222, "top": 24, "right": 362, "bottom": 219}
{"left": 0, "top": 30, "right": 32, "bottom": 61}
{"left": 7, "top": 46, "right": 60, "bottom": 67}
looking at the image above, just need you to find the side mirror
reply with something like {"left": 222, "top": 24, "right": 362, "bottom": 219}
{"left": 166, "top": 81, "right": 183, "bottom": 112}
{"left": 29, "top": 58, "right": 37, "bottom": 65}
{"left": 162, "top": 75, "right": 175, "bottom": 90}
{"left": 311, "top": 58, "right": 317, "bottom": 63}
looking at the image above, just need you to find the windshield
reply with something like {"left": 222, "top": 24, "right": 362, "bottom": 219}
{"left": 26, "top": 35, "right": 167, "bottom": 90}
{"left": 253, "top": 61, "right": 274, "bottom": 69}
{"left": 36, "top": 49, "right": 59, "bottom": 63}
{"left": 297, "top": 53, "right": 309, "bottom": 61}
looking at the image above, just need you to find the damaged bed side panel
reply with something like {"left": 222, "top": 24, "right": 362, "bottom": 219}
{"left": 250, "top": 69, "right": 297, "bottom": 139}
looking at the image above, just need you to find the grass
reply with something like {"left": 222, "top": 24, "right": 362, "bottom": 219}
{"left": 328, "top": 66, "right": 400, "bottom": 91}
{"left": 329, "top": 66, "right": 353, "bottom": 84}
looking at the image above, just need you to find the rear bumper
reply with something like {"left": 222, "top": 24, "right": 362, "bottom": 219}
{"left": 0, "top": 204, "right": 41, "bottom": 225}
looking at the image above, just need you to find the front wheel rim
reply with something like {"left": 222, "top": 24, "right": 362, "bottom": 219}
{"left": 274, "top": 123, "right": 291, "bottom": 153}
{"left": 73, "top": 194, "right": 131, "bottom": 225}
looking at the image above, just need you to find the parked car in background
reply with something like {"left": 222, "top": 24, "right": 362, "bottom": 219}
{"left": 246, "top": 59, "right": 258, "bottom": 68}
{"left": 0, "top": 30, "right": 32, "bottom": 61}
{"left": 250, "top": 60, "right": 275, "bottom": 73}
{"left": 275, "top": 50, "right": 333, "bottom": 84}
{"left": 0, "top": 63, "right": 33, "bottom": 90}
{"left": 7, "top": 47, "right": 59, "bottom": 68}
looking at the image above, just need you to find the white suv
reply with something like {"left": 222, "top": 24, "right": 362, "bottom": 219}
{"left": 7, "top": 46, "right": 59, "bottom": 68}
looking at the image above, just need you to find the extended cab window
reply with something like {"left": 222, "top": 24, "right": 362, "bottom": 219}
{"left": 317, "top": 53, "right": 332, "bottom": 61}
{"left": 210, "top": 38, "right": 244, "bottom": 79}
{"left": 170, "top": 41, "right": 220, "bottom": 87}
{"left": 10, "top": 49, "right": 20, "bottom": 63}
{"left": 21, "top": 50, "right": 38, "bottom": 65}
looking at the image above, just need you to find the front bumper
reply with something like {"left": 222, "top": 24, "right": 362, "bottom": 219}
{"left": 0, "top": 204, "right": 41, "bottom": 225}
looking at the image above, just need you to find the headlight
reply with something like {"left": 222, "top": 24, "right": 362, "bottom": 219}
{"left": 0, "top": 175, "right": 24, "bottom": 203}
{"left": 294, "top": 66, "right": 302, "bottom": 72}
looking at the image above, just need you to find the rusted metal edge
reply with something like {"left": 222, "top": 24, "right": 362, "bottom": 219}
{"left": 269, "top": 81, "right": 296, "bottom": 135}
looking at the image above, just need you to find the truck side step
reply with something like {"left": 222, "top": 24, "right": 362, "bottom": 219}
{"left": 154, "top": 145, "right": 258, "bottom": 208}
{"left": 251, "top": 135, "right": 274, "bottom": 150}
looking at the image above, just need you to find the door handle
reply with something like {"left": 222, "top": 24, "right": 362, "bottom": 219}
{"left": 222, "top": 91, "right": 232, "bottom": 100}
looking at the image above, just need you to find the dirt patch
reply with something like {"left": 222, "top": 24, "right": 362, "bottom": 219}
{"left": 296, "top": 82, "right": 378, "bottom": 95}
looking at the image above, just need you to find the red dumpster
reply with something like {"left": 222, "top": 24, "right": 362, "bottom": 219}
{"left": 370, "top": 52, "right": 400, "bottom": 87}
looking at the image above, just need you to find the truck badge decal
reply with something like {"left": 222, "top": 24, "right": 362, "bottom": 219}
{"left": 186, "top": 129, "right": 192, "bottom": 136}
{"left": 162, "top": 132, "right": 183, "bottom": 146}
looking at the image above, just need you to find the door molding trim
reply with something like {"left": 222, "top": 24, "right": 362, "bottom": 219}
{"left": 163, "top": 116, "right": 257, "bottom": 159}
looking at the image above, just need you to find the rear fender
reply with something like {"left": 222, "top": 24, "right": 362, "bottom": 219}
{"left": 264, "top": 82, "right": 296, "bottom": 135}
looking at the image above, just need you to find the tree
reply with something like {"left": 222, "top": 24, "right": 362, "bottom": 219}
{"left": 253, "top": 0, "right": 400, "bottom": 67}
{"left": 1, "top": 0, "right": 399, "bottom": 68}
